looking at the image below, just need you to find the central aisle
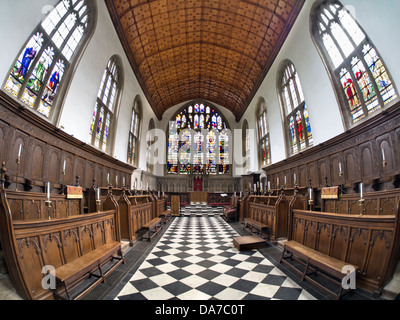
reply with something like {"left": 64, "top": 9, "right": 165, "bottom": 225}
{"left": 114, "top": 216, "right": 316, "bottom": 300}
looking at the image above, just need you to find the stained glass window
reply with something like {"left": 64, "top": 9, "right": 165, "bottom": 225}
{"left": 89, "top": 57, "right": 122, "bottom": 153}
{"left": 167, "top": 102, "right": 230, "bottom": 175}
{"left": 313, "top": 0, "right": 398, "bottom": 126}
{"left": 128, "top": 97, "right": 142, "bottom": 165}
{"left": 279, "top": 61, "right": 313, "bottom": 155}
{"left": 4, "top": 0, "right": 93, "bottom": 121}
{"left": 257, "top": 99, "right": 271, "bottom": 167}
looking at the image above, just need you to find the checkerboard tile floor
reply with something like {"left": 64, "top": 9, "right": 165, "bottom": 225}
{"left": 181, "top": 202, "right": 223, "bottom": 217}
{"left": 114, "top": 216, "right": 316, "bottom": 300}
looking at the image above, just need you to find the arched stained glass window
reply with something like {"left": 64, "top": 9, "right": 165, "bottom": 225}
{"left": 89, "top": 56, "right": 122, "bottom": 153}
{"left": 257, "top": 99, "right": 271, "bottom": 166}
{"left": 279, "top": 61, "right": 313, "bottom": 155}
{"left": 128, "top": 96, "right": 142, "bottom": 166}
{"left": 4, "top": 0, "right": 96, "bottom": 122}
{"left": 312, "top": 0, "right": 398, "bottom": 127}
{"left": 167, "top": 102, "right": 230, "bottom": 175}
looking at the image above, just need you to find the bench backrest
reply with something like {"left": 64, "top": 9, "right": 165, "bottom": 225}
{"left": 289, "top": 207, "right": 400, "bottom": 294}
{"left": 322, "top": 189, "right": 400, "bottom": 216}
{"left": 6, "top": 190, "right": 84, "bottom": 221}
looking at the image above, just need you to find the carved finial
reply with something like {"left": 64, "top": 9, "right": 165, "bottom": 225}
{"left": 1, "top": 162, "right": 6, "bottom": 186}
{"left": 92, "top": 179, "right": 96, "bottom": 189}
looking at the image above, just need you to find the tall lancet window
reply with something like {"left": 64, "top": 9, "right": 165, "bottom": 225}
{"left": 4, "top": 0, "right": 96, "bottom": 122}
{"left": 257, "top": 99, "right": 271, "bottom": 166}
{"left": 311, "top": 0, "right": 398, "bottom": 127}
{"left": 279, "top": 61, "right": 313, "bottom": 156}
{"left": 128, "top": 97, "right": 142, "bottom": 166}
{"left": 89, "top": 56, "right": 122, "bottom": 153}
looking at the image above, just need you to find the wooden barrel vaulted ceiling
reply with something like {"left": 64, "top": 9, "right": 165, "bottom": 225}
{"left": 106, "top": 0, "right": 305, "bottom": 121}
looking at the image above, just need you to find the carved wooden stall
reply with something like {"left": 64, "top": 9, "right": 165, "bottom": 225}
{"left": 0, "top": 169, "right": 123, "bottom": 300}
{"left": 246, "top": 194, "right": 290, "bottom": 242}
{"left": 0, "top": 92, "right": 134, "bottom": 214}
{"left": 288, "top": 208, "right": 400, "bottom": 296}
{"left": 118, "top": 194, "right": 153, "bottom": 245}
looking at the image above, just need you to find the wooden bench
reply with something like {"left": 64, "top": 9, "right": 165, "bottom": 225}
{"left": 54, "top": 241, "right": 125, "bottom": 300}
{"left": 141, "top": 218, "right": 162, "bottom": 242}
{"left": 279, "top": 240, "right": 358, "bottom": 300}
{"left": 242, "top": 218, "right": 270, "bottom": 239}
{"left": 159, "top": 210, "right": 172, "bottom": 224}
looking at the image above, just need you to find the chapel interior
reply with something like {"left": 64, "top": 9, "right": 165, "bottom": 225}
{"left": 0, "top": 0, "right": 399, "bottom": 302}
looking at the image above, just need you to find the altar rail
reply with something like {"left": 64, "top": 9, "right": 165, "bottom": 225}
{"left": 289, "top": 208, "right": 400, "bottom": 295}
{"left": 0, "top": 172, "right": 121, "bottom": 300}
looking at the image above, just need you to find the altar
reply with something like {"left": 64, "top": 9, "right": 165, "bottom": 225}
{"left": 190, "top": 191, "right": 208, "bottom": 203}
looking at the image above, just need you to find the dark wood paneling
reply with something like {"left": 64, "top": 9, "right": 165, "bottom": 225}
{"left": 0, "top": 91, "right": 134, "bottom": 192}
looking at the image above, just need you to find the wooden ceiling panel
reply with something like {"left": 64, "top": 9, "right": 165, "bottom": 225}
{"left": 106, "top": 0, "right": 304, "bottom": 121}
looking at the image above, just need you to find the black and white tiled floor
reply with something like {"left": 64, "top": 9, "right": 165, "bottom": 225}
{"left": 113, "top": 216, "right": 316, "bottom": 300}
{"left": 180, "top": 202, "right": 224, "bottom": 217}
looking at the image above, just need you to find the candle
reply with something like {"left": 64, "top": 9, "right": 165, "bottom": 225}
{"left": 294, "top": 174, "right": 297, "bottom": 184}
{"left": 284, "top": 176, "right": 287, "bottom": 184}
{"left": 158, "top": 191, "right": 161, "bottom": 198}
{"left": 339, "top": 162, "right": 342, "bottom": 174}
{"left": 268, "top": 181, "right": 271, "bottom": 190}
{"left": 123, "top": 177, "right": 126, "bottom": 186}
{"left": 63, "top": 159, "right": 66, "bottom": 172}
{"left": 254, "top": 183, "right": 256, "bottom": 190}
{"left": 277, "top": 178, "right": 279, "bottom": 187}
{"left": 116, "top": 176, "right": 118, "bottom": 185}
{"left": 107, "top": 173, "right": 110, "bottom": 184}
{"left": 47, "top": 182, "right": 50, "bottom": 199}
{"left": 382, "top": 148, "right": 386, "bottom": 162}
{"left": 240, "top": 191, "right": 242, "bottom": 198}
{"left": 97, "top": 187, "right": 100, "bottom": 200}
{"left": 18, "top": 144, "right": 22, "bottom": 159}
{"left": 309, "top": 188, "right": 312, "bottom": 201}
{"left": 360, "top": 182, "right": 363, "bottom": 198}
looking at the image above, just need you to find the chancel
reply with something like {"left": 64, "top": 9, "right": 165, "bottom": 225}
{"left": 0, "top": 0, "right": 399, "bottom": 303}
